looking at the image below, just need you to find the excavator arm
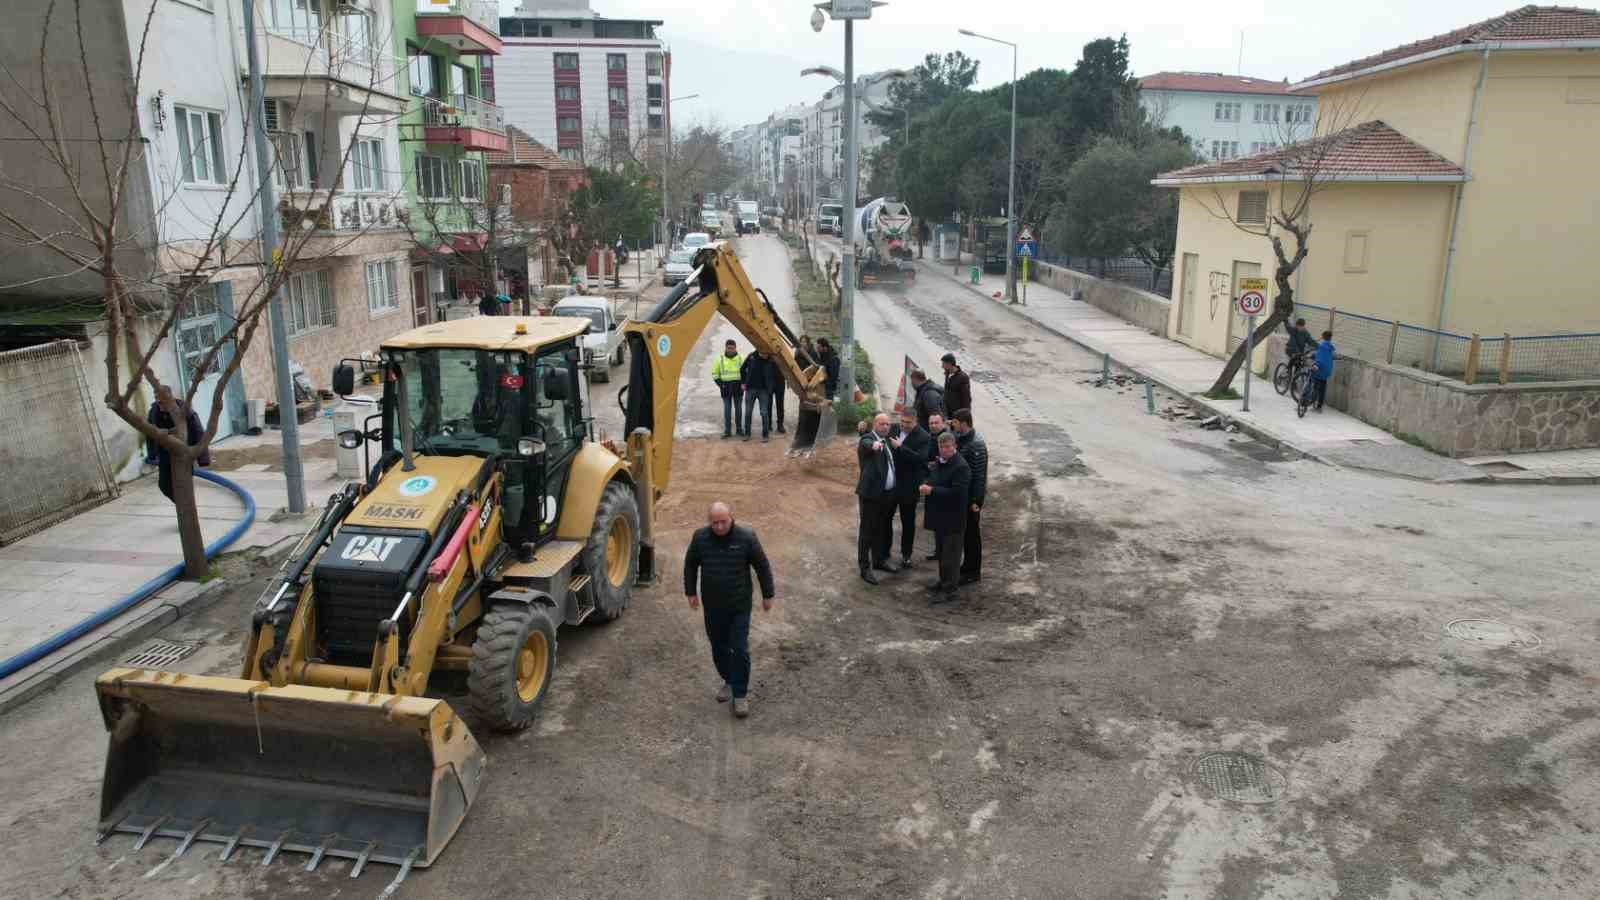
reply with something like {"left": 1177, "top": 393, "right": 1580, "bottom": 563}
{"left": 621, "top": 243, "right": 832, "bottom": 493}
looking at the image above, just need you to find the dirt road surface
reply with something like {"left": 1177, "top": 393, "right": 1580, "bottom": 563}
{"left": 4, "top": 235, "right": 1600, "bottom": 899}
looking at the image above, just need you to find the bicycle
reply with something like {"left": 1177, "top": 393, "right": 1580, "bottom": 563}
{"left": 1296, "top": 372, "right": 1322, "bottom": 418}
{"left": 1274, "top": 350, "right": 1314, "bottom": 398}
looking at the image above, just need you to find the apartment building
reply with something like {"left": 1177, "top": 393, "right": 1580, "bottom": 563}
{"left": 1138, "top": 72, "right": 1315, "bottom": 160}
{"left": 491, "top": 1, "right": 669, "bottom": 166}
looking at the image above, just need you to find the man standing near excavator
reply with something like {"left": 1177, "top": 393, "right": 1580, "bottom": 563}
{"left": 711, "top": 339, "right": 745, "bottom": 438}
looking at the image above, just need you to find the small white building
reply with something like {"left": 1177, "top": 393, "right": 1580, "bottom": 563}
{"left": 1138, "top": 72, "right": 1316, "bottom": 160}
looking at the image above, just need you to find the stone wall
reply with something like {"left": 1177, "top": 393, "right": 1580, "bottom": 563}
{"left": 1032, "top": 262, "right": 1172, "bottom": 338}
{"left": 1266, "top": 336, "right": 1600, "bottom": 456}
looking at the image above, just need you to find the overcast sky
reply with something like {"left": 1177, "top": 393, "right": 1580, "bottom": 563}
{"left": 498, "top": 1, "right": 1526, "bottom": 128}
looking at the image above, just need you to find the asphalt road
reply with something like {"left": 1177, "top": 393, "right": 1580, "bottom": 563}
{"left": 3, "top": 233, "right": 1599, "bottom": 900}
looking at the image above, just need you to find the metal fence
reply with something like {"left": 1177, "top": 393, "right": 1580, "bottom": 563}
{"left": 0, "top": 340, "right": 119, "bottom": 544}
{"left": 1034, "top": 247, "right": 1173, "bottom": 298}
{"left": 1296, "top": 303, "right": 1600, "bottom": 384}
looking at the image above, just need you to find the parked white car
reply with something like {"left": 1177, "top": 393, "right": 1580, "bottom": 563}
{"left": 682, "top": 232, "right": 711, "bottom": 251}
{"left": 662, "top": 248, "right": 697, "bottom": 286}
{"left": 551, "top": 294, "right": 628, "bottom": 383}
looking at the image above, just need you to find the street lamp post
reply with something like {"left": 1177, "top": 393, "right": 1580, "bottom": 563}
{"left": 959, "top": 28, "right": 1018, "bottom": 302}
{"left": 661, "top": 93, "right": 699, "bottom": 253}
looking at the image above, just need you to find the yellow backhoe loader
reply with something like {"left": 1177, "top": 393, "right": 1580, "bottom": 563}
{"left": 93, "top": 244, "right": 832, "bottom": 878}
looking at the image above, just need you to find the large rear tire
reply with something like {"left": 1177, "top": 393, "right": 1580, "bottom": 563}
{"left": 468, "top": 603, "right": 558, "bottom": 732}
{"left": 584, "top": 481, "right": 639, "bottom": 624}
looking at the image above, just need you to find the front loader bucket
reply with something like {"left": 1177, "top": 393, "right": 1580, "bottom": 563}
{"left": 94, "top": 668, "right": 485, "bottom": 875}
{"left": 789, "top": 404, "right": 837, "bottom": 457}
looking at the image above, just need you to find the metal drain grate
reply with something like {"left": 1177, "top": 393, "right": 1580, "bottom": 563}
{"left": 1444, "top": 619, "right": 1541, "bottom": 649}
{"left": 124, "top": 639, "right": 198, "bottom": 668}
{"left": 1191, "top": 752, "right": 1287, "bottom": 804}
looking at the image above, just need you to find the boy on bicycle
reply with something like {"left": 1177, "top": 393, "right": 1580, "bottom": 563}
{"left": 1285, "top": 317, "right": 1316, "bottom": 367}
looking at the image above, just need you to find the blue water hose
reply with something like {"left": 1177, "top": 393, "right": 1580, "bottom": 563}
{"left": 0, "top": 469, "right": 257, "bottom": 681}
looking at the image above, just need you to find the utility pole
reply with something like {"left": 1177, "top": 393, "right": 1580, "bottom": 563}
{"left": 839, "top": 18, "right": 859, "bottom": 405}
{"left": 243, "top": 0, "right": 304, "bottom": 514}
{"left": 958, "top": 29, "right": 1019, "bottom": 302}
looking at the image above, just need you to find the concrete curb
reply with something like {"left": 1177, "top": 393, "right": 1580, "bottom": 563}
{"left": 919, "top": 260, "right": 1598, "bottom": 487}
{"left": 0, "top": 578, "right": 230, "bottom": 717}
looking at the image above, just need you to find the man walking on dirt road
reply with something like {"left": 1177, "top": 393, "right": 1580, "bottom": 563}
{"left": 950, "top": 409, "right": 988, "bottom": 585}
{"left": 856, "top": 413, "right": 900, "bottom": 585}
{"left": 920, "top": 432, "right": 970, "bottom": 604}
{"left": 684, "top": 502, "right": 775, "bottom": 719}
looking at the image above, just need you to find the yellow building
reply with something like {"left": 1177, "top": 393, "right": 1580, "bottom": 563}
{"left": 1157, "top": 5, "right": 1600, "bottom": 370}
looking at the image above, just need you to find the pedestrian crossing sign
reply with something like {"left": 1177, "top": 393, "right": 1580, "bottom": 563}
{"left": 1016, "top": 241, "right": 1036, "bottom": 258}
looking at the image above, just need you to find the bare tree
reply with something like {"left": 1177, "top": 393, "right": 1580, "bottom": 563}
{"left": 0, "top": 0, "right": 397, "bottom": 576}
{"left": 1189, "top": 94, "right": 1367, "bottom": 396}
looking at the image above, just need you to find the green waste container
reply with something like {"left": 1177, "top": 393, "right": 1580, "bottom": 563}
{"left": 969, "top": 265, "right": 981, "bottom": 285}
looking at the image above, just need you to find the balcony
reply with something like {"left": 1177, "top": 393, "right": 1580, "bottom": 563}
{"left": 419, "top": 94, "right": 508, "bottom": 151}
{"left": 280, "top": 189, "right": 410, "bottom": 232}
{"left": 414, "top": 0, "right": 503, "bottom": 56}
{"left": 247, "top": 26, "right": 408, "bottom": 116}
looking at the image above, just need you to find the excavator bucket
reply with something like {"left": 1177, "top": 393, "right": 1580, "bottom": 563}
{"left": 789, "top": 404, "right": 836, "bottom": 456}
{"left": 94, "top": 668, "right": 484, "bottom": 874}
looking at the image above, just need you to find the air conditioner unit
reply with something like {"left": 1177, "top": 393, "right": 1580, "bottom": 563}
{"left": 333, "top": 0, "right": 369, "bottom": 13}
{"left": 263, "top": 99, "right": 285, "bottom": 132}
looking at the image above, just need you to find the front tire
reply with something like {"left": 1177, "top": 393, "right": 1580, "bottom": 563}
{"left": 584, "top": 481, "right": 640, "bottom": 624}
{"left": 468, "top": 603, "right": 559, "bottom": 732}
{"left": 1272, "top": 363, "right": 1291, "bottom": 395}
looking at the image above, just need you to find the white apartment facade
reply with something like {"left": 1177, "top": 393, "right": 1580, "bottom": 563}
{"left": 491, "top": 1, "right": 668, "bottom": 165}
{"left": 1138, "top": 72, "right": 1316, "bottom": 160}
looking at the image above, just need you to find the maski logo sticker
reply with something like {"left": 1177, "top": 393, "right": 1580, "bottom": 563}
{"left": 398, "top": 475, "right": 437, "bottom": 498}
{"left": 341, "top": 535, "right": 403, "bottom": 563}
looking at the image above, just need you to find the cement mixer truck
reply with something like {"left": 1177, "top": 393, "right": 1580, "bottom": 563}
{"left": 853, "top": 197, "right": 918, "bottom": 288}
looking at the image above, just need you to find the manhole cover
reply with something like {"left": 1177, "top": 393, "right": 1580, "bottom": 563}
{"left": 124, "top": 639, "right": 198, "bottom": 668}
{"left": 1191, "top": 752, "right": 1287, "bottom": 804}
{"left": 1444, "top": 619, "right": 1541, "bottom": 649}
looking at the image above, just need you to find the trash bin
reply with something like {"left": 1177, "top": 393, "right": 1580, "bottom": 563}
{"left": 969, "top": 265, "right": 981, "bottom": 285}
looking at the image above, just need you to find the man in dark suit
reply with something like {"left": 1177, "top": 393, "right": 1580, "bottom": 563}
{"left": 855, "top": 413, "right": 899, "bottom": 584}
{"left": 920, "top": 431, "right": 970, "bottom": 604}
{"left": 888, "top": 409, "right": 931, "bottom": 568}
{"left": 941, "top": 353, "right": 972, "bottom": 420}
{"left": 951, "top": 408, "right": 988, "bottom": 585}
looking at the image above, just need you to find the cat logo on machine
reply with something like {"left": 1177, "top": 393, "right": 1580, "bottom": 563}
{"left": 341, "top": 534, "right": 404, "bottom": 563}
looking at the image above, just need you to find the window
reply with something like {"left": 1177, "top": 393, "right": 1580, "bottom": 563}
{"left": 647, "top": 83, "right": 662, "bottom": 101}
{"left": 610, "top": 116, "right": 628, "bottom": 137}
{"left": 1343, "top": 230, "right": 1370, "bottom": 273}
{"left": 555, "top": 53, "right": 578, "bottom": 70}
{"left": 458, "top": 159, "right": 483, "bottom": 201}
{"left": 285, "top": 270, "right": 335, "bottom": 336}
{"left": 1213, "top": 101, "right": 1241, "bottom": 122}
{"left": 648, "top": 113, "right": 663, "bottom": 131}
{"left": 608, "top": 85, "right": 627, "bottom": 106}
{"left": 607, "top": 53, "right": 627, "bottom": 71}
{"left": 339, "top": 10, "right": 376, "bottom": 68}
{"left": 1250, "top": 141, "right": 1278, "bottom": 154}
{"left": 352, "top": 137, "right": 385, "bottom": 192}
{"left": 270, "top": 130, "right": 304, "bottom": 190}
{"left": 366, "top": 259, "right": 400, "bottom": 315}
{"left": 174, "top": 106, "right": 225, "bottom": 185}
{"left": 1237, "top": 190, "right": 1268, "bottom": 225}
{"left": 1252, "top": 103, "right": 1279, "bottom": 123}
{"left": 645, "top": 53, "right": 663, "bottom": 76}
{"left": 1285, "top": 103, "right": 1315, "bottom": 124}
{"left": 558, "top": 116, "right": 579, "bottom": 133}
{"left": 559, "top": 147, "right": 580, "bottom": 161}
{"left": 451, "top": 63, "right": 472, "bottom": 99}
{"left": 265, "top": 0, "right": 321, "bottom": 41}
{"left": 1209, "top": 140, "right": 1239, "bottom": 160}
{"left": 557, "top": 85, "right": 579, "bottom": 102}
{"left": 416, "top": 154, "right": 453, "bottom": 200}
{"left": 408, "top": 46, "right": 439, "bottom": 97}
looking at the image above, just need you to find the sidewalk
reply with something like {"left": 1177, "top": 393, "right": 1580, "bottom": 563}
{"left": 0, "top": 417, "right": 343, "bottom": 709}
{"left": 920, "top": 255, "right": 1497, "bottom": 483}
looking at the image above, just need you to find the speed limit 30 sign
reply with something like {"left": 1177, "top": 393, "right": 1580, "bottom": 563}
{"left": 1237, "top": 290, "right": 1267, "bottom": 317}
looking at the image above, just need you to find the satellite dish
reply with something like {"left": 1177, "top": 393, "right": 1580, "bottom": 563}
{"left": 810, "top": 8, "right": 825, "bottom": 32}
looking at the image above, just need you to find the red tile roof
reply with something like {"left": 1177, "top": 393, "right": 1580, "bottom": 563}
{"left": 1139, "top": 72, "right": 1296, "bottom": 96}
{"left": 485, "top": 126, "right": 583, "bottom": 170}
{"left": 1302, "top": 5, "right": 1600, "bottom": 84}
{"left": 1153, "top": 121, "right": 1467, "bottom": 184}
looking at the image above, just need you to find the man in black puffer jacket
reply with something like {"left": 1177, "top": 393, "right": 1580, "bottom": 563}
{"left": 684, "top": 501, "right": 776, "bottom": 719}
{"left": 951, "top": 408, "right": 988, "bottom": 585}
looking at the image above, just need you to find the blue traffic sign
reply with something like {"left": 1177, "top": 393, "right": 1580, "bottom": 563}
{"left": 1016, "top": 241, "right": 1037, "bottom": 258}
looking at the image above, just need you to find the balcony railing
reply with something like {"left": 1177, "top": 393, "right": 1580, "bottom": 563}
{"left": 421, "top": 93, "right": 505, "bottom": 134}
{"left": 415, "top": 0, "right": 500, "bottom": 36}
{"left": 280, "top": 189, "right": 409, "bottom": 234}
